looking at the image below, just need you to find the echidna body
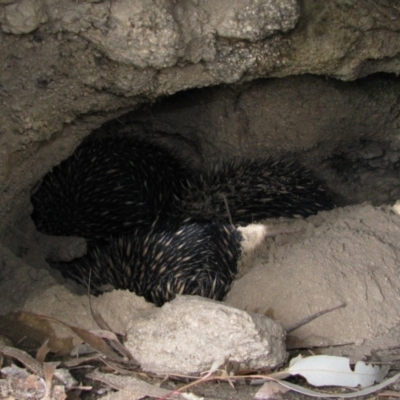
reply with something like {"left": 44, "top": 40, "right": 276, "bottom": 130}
{"left": 179, "top": 158, "right": 335, "bottom": 224}
{"left": 57, "top": 219, "right": 242, "bottom": 306}
{"left": 31, "top": 137, "right": 191, "bottom": 241}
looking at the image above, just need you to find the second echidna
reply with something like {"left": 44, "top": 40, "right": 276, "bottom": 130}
{"left": 56, "top": 218, "right": 242, "bottom": 306}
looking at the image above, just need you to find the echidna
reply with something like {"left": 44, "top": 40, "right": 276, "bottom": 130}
{"left": 56, "top": 219, "right": 242, "bottom": 306}
{"left": 31, "top": 136, "right": 191, "bottom": 241}
{"left": 179, "top": 158, "right": 335, "bottom": 224}
{"left": 31, "top": 135, "right": 334, "bottom": 305}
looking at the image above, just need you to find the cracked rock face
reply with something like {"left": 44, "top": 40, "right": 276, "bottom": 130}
{"left": 85, "top": 0, "right": 297, "bottom": 67}
{"left": 125, "top": 295, "right": 287, "bottom": 375}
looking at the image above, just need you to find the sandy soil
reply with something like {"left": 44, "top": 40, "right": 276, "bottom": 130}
{"left": 1, "top": 202, "right": 399, "bottom": 364}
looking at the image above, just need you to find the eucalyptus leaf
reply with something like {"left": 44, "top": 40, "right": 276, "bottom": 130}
{"left": 270, "top": 372, "right": 400, "bottom": 398}
{"left": 286, "top": 355, "right": 389, "bottom": 388}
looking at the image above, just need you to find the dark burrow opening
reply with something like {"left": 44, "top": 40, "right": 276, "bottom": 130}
{"left": 87, "top": 73, "right": 400, "bottom": 207}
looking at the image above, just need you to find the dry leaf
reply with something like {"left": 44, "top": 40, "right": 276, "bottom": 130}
{"left": 87, "top": 370, "right": 186, "bottom": 399}
{"left": 284, "top": 355, "right": 389, "bottom": 388}
{"left": 0, "top": 312, "right": 74, "bottom": 355}
{"left": 271, "top": 372, "right": 400, "bottom": 398}
{"left": 254, "top": 381, "right": 289, "bottom": 399}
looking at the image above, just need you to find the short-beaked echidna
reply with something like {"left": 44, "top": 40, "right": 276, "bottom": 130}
{"left": 56, "top": 219, "right": 242, "bottom": 306}
{"left": 31, "top": 136, "right": 191, "bottom": 241}
{"left": 179, "top": 158, "right": 335, "bottom": 224}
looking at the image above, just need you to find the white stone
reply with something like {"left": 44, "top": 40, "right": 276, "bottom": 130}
{"left": 1, "top": 0, "right": 47, "bottom": 34}
{"left": 126, "top": 295, "right": 287, "bottom": 375}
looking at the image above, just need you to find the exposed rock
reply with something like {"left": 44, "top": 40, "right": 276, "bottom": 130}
{"left": 80, "top": 0, "right": 299, "bottom": 67}
{"left": 83, "top": 0, "right": 181, "bottom": 68}
{"left": 206, "top": 0, "right": 299, "bottom": 41}
{"left": 125, "top": 295, "right": 287, "bottom": 375}
{"left": 19, "top": 287, "right": 154, "bottom": 351}
{"left": 1, "top": 0, "right": 47, "bottom": 34}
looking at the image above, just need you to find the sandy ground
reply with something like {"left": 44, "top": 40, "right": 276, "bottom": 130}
{"left": 228, "top": 203, "right": 400, "bottom": 360}
{"left": 1, "top": 202, "right": 400, "bottom": 364}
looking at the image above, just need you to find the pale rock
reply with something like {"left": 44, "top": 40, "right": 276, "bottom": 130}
{"left": 126, "top": 295, "right": 287, "bottom": 375}
{"left": 1, "top": 0, "right": 47, "bottom": 34}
